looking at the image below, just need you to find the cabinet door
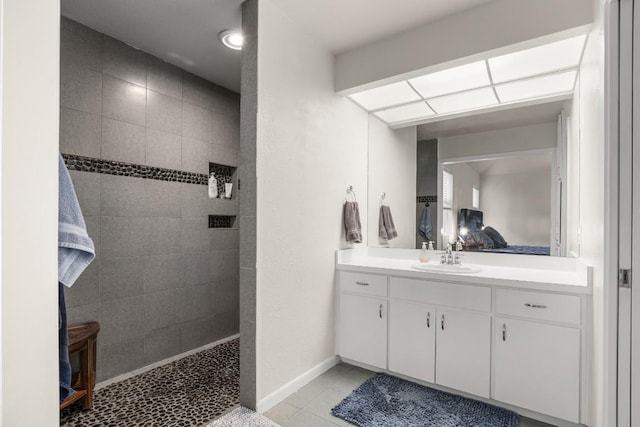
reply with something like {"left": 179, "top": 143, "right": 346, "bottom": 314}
{"left": 494, "top": 317, "right": 580, "bottom": 423}
{"left": 388, "top": 301, "right": 436, "bottom": 383}
{"left": 338, "top": 293, "right": 387, "bottom": 369}
{"left": 435, "top": 308, "right": 491, "bottom": 398}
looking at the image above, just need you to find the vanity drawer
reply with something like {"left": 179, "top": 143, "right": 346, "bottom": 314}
{"left": 339, "top": 272, "right": 387, "bottom": 297}
{"left": 496, "top": 289, "right": 581, "bottom": 324}
{"left": 390, "top": 277, "right": 491, "bottom": 312}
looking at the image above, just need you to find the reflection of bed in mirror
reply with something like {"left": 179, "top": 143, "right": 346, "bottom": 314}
{"left": 457, "top": 208, "right": 550, "bottom": 256}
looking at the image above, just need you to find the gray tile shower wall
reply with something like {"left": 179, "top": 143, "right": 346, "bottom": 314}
{"left": 60, "top": 17, "right": 240, "bottom": 382}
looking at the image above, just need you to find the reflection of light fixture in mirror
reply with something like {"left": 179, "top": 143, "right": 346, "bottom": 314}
{"left": 459, "top": 226, "right": 469, "bottom": 237}
{"left": 218, "top": 30, "right": 243, "bottom": 50}
{"left": 409, "top": 61, "right": 490, "bottom": 99}
{"left": 374, "top": 101, "right": 434, "bottom": 124}
{"left": 488, "top": 35, "right": 586, "bottom": 83}
{"left": 495, "top": 70, "right": 577, "bottom": 103}
{"left": 349, "top": 81, "right": 422, "bottom": 111}
{"left": 428, "top": 87, "right": 498, "bottom": 115}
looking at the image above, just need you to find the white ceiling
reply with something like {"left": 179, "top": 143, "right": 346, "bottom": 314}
{"left": 417, "top": 100, "right": 566, "bottom": 139}
{"left": 62, "top": 0, "right": 244, "bottom": 92}
{"left": 273, "top": 0, "right": 494, "bottom": 54}
{"left": 62, "top": 0, "right": 493, "bottom": 92}
{"left": 467, "top": 152, "right": 553, "bottom": 176}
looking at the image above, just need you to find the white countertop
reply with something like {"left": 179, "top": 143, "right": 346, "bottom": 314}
{"left": 336, "top": 248, "right": 592, "bottom": 295}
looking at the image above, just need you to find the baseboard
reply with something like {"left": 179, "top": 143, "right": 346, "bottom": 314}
{"left": 95, "top": 333, "right": 240, "bottom": 390}
{"left": 256, "top": 355, "right": 340, "bottom": 413}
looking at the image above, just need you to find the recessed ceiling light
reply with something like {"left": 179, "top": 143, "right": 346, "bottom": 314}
{"left": 488, "top": 35, "right": 586, "bottom": 83}
{"left": 408, "top": 61, "right": 491, "bottom": 99}
{"left": 495, "top": 70, "right": 577, "bottom": 103}
{"left": 348, "top": 81, "right": 421, "bottom": 111}
{"left": 219, "top": 30, "right": 243, "bottom": 51}
{"left": 428, "top": 87, "right": 498, "bottom": 115}
{"left": 373, "top": 102, "right": 434, "bottom": 124}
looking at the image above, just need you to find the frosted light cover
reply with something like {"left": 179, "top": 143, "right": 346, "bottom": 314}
{"left": 374, "top": 102, "right": 435, "bottom": 124}
{"left": 348, "top": 81, "right": 421, "bottom": 111}
{"left": 488, "top": 35, "right": 586, "bottom": 83}
{"left": 428, "top": 87, "right": 498, "bottom": 115}
{"left": 495, "top": 71, "right": 577, "bottom": 103}
{"left": 408, "top": 61, "right": 491, "bottom": 99}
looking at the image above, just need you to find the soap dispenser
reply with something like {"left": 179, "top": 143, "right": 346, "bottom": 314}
{"left": 419, "top": 242, "right": 429, "bottom": 263}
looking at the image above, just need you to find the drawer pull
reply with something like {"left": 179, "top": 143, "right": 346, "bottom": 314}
{"left": 524, "top": 303, "right": 548, "bottom": 309}
{"left": 502, "top": 323, "right": 507, "bottom": 341}
{"left": 441, "top": 314, "right": 445, "bottom": 330}
{"left": 427, "top": 312, "right": 430, "bottom": 328}
{"left": 379, "top": 304, "right": 383, "bottom": 319}
{"left": 355, "top": 281, "right": 369, "bottom": 286}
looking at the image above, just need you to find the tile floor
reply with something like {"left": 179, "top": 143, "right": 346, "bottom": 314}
{"left": 60, "top": 338, "right": 239, "bottom": 426}
{"left": 264, "top": 363, "right": 558, "bottom": 427}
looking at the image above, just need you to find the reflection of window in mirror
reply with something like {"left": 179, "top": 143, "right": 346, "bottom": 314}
{"left": 472, "top": 187, "right": 480, "bottom": 210}
{"left": 442, "top": 171, "right": 454, "bottom": 243}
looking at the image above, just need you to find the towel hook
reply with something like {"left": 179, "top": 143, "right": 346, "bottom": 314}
{"left": 346, "top": 185, "right": 357, "bottom": 202}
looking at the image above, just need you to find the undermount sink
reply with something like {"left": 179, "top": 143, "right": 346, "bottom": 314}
{"left": 411, "top": 263, "right": 482, "bottom": 274}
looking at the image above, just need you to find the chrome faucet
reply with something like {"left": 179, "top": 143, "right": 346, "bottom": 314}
{"left": 439, "top": 243, "right": 463, "bottom": 265}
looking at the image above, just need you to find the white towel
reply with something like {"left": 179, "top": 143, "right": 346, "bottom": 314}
{"left": 58, "top": 154, "right": 95, "bottom": 287}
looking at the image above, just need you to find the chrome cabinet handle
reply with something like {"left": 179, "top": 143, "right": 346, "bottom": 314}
{"left": 524, "top": 303, "right": 548, "bottom": 309}
{"left": 441, "top": 314, "right": 445, "bottom": 330}
{"left": 502, "top": 323, "right": 507, "bottom": 341}
{"left": 427, "top": 312, "right": 430, "bottom": 328}
{"left": 356, "top": 281, "right": 369, "bottom": 286}
{"left": 379, "top": 304, "right": 383, "bottom": 319}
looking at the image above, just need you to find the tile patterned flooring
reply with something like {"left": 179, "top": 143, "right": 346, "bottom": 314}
{"left": 264, "top": 363, "right": 559, "bottom": 427}
{"left": 60, "top": 339, "right": 239, "bottom": 427}
{"left": 60, "top": 339, "right": 557, "bottom": 427}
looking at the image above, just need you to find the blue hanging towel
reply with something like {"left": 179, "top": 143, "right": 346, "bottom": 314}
{"left": 58, "top": 154, "right": 96, "bottom": 403}
{"left": 419, "top": 204, "right": 432, "bottom": 240}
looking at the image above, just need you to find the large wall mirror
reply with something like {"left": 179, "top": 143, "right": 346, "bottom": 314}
{"left": 362, "top": 31, "right": 586, "bottom": 258}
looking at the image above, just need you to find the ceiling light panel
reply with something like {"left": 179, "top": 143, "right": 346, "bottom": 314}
{"left": 348, "top": 81, "right": 421, "bottom": 111}
{"left": 408, "top": 61, "right": 491, "bottom": 99}
{"left": 428, "top": 87, "right": 498, "bottom": 115}
{"left": 374, "top": 102, "right": 434, "bottom": 124}
{"left": 495, "top": 70, "right": 577, "bottom": 103}
{"left": 488, "top": 35, "right": 586, "bottom": 83}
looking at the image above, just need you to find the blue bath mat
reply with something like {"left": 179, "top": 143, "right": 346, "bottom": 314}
{"left": 331, "top": 373, "right": 518, "bottom": 427}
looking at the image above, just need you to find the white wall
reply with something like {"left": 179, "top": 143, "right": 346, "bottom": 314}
{"left": 480, "top": 170, "right": 551, "bottom": 246}
{"left": 367, "top": 116, "right": 416, "bottom": 248}
{"left": 335, "top": 0, "right": 593, "bottom": 92}
{"left": 1, "top": 0, "right": 60, "bottom": 425}
{"left": 443, "top": 163, "right": 479, "bottom": 243}
{"left": 574, "top": 4, "right": 606, "bottom": 425}
{"left": 255, "top": 0, "right": 369, "bottom": 406}
{"left": 438, "top": 122, "right": 557, "bottom": 160}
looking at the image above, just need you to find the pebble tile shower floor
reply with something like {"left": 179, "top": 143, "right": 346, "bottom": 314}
{"left": 60, "top": 338, "right": 239, "bottom": 427}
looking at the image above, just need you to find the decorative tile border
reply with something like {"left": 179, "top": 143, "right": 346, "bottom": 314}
{"left": 209, "top": 215, "right": 237, "bottom": 229}
{"left": 417, "top": 195, "right": 438, "bottom": 204}
{"left": 62, "top": 154, "right": 236, "bottom": 189}
{"left": 63, "top": 154, "right": 208, "bottom": 184}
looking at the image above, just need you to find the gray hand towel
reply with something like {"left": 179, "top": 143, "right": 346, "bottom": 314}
{"left": 379, "top": 205, "right": 397, "bottom": 240}
{"left": 343, "top": 201, "right": 362, "bottom": 243}
{"left": 419, "top": 204, "right": 432, "bottom": 240}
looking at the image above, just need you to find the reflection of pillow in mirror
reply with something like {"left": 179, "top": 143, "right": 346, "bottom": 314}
{"left": 483, "top": 226, "right": 508, "bottom": 249}
{"left": 468, "top": 231, "right": 494, "bottom": 249}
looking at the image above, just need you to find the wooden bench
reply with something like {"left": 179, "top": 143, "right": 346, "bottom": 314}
{"left": 60, "top": 321, "right": 100, "bottom": 410}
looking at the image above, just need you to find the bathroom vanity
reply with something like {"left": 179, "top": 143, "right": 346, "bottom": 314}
{"left": 335, "top": 248, "right": 592, "bottom": 426}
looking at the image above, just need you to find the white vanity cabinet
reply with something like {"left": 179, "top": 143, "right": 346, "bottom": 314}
{"left": 493, "top": 289, "right": 582, "bottom": 423}
{"left": 387, "top": 277, "right": 492, "bottom": 397}
{"left": 388, "top": 300, "right": 436, "bottom": 382}
{"left": 435, "top": 308, "right": 491, "bottom": 398}
{"left": 336, "top": 249, "right": 591, "bottom": 425}
{"left": 338, "top": 272, "right": 387, "bottom": 369}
